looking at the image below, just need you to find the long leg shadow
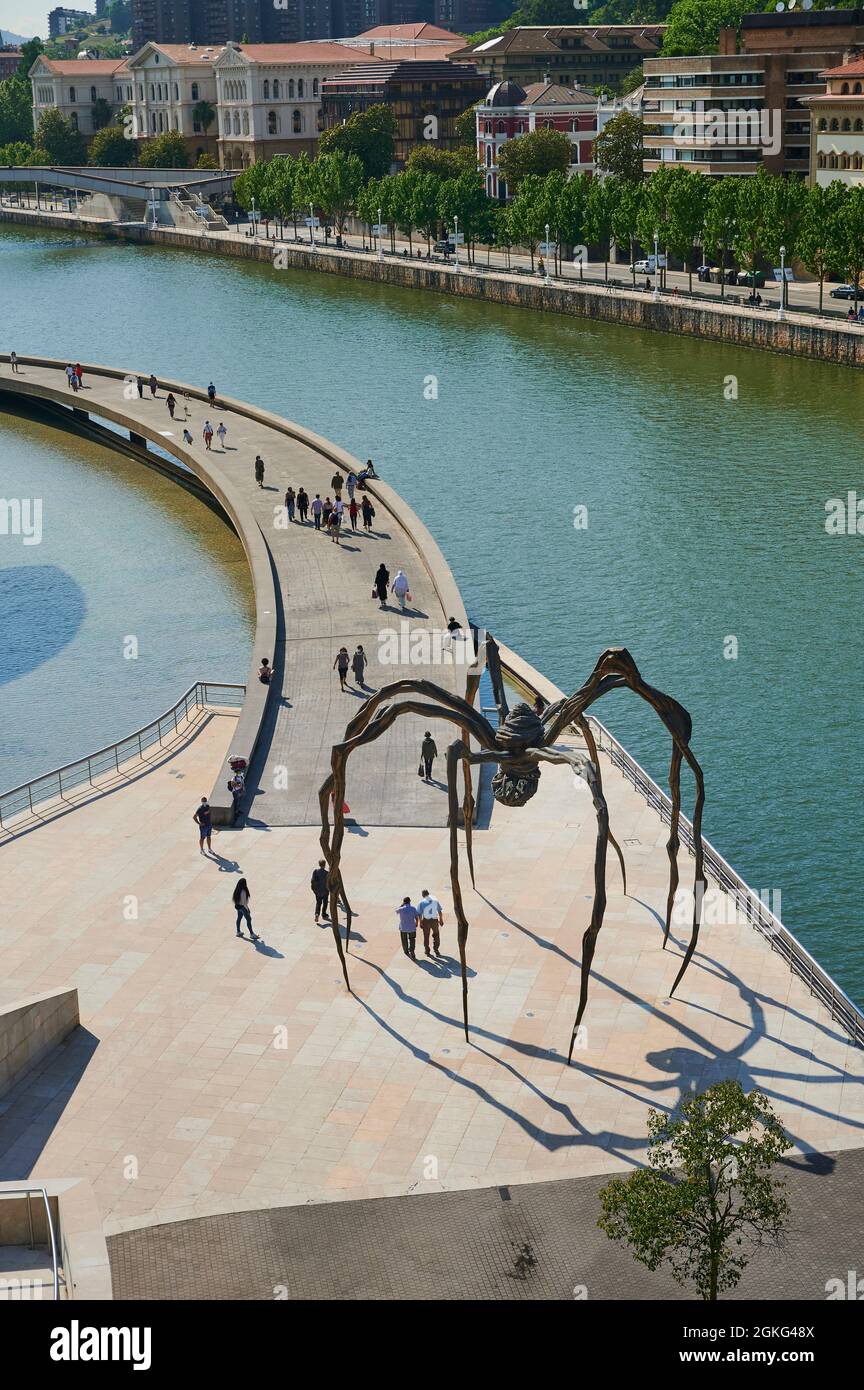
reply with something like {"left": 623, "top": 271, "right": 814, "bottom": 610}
{"left": 0, "top": 1027, "right": 100, "bottom": 1179}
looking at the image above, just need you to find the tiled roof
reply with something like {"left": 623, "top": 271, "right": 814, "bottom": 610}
{"left": 36, "top": 57, "right": 128, "bottom": 75}
{"left": 822, "top": 57, "right": 864, "bottom": 77}
{"left": 521, "top": 81, "right": 597, "bottom": 106}
{"left": 141, "top": 43, "right": 226, "bottom": 65}
{"left": 229, "top": 42, "right": 379, "bottom": 65}
{"left": 323, "top": 60, "right": 481, "bottom": 86}
{"left": 358, "top": 23, "right": 463, "bottom": 41}
{"left": 454, "top": 24, "right": 666, "bottom": 59}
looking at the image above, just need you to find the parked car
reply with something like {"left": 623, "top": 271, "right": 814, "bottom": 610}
{"left": 633, "top": 255, "right": 667, "bottom": 274}
{"left": 829, "top": 283, "right": 861, "bottom": 299}
{"left": 736, "top": 269, "right": 766, "bottom": 288}
{"left": 433, "top": 239, "right": 452, "bottom": 255}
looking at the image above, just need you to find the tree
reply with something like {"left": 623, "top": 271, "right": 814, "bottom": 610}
{"left": 0, "top": 77, "right": 37, "bottom": 147}
{"left": 91, "top": 97, "right": 113, "bottom": 131}
{"left": 497, "top": 126, "right": 570, "bottom": 190}
{"left": 0, "top": 140, "right": 36, "bottom": 166}
{"left": 406, "top": 144, "right": 474, "bottom": 178}
{"left": 733, "top": 165, "right": 771, "bottom": 277}
{"left": 411, "top": 170, "right": 442, "bottom": 252}
{"left": 437, "top": 170, "right": 486, "bottom": 262}
{"left": 87, "top": 123, "right": 135, "bottom": 166}
{"left": 454, "top": 102, "right": 480, "bottom": 149}
{"left": 390, "top": 167, "right": 420, "bottom": 255}
{"left": 593, "top": 109, "right": 644, "bottom": 183}
{"left": 536, "top": 169, "right": 567, "bottom": 274}
{"left": 798, "top": 181, "right": 846, "bottom": 314}
{"left": 836, "top": 184, "right": 864, "bottom": 311}
{"left": 34, "top": 109, "right": 86, "bottom": 165}
{"left": 662, "top": 0, "right": 753, "bottom": 58}
{"left": 599, "top": 1081, "right": 791, "bottom": 1302}
{"left": 763, "top": 173, "right": 807, "bottom": 309}
{"left": 611, "top": 176, "right": 644, "bottom": 285}
{"left": 196, "top": 152, "right": 219, "bottom": 169}
{"left": 506, "top": 173, "right": 546, "bottom": 270}
{"left": 137, "top": 130, "right": 189, "bottom": 168}
{"left": 318, "top": 103, "right": 396, "bottom": 181}
{"left": 703, "top": 174, "right": 739, "bottom": 299}
{"left": 637, "top": 165, "right": 675, "bottom": 285}
{"left": 556, "top": 170, "right": 590, "bottom": 277}
{"left": 666, "top": 166, "right": 708, "bottom": 292}
{"left": 312, "top": 150, "right": 364, "bottom": 244}
{"left": 259, "top": 155, "right": 292, "bottom": 233}
{"left": 356, "top": 175, "right": 382, "bottom": 245}
{"left": 192, "top": 99, "right": 216, "bottom": 135}
{"left": 586, "top": 173, "right": 620, "bottom": 281}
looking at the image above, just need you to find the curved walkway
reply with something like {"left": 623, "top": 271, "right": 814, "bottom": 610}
{"left": 0, "top": 355, "right": 470, "bottom": 827}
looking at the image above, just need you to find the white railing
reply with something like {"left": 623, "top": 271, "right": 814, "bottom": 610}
{"left": 0, "top": 1186, "right": 60, "bottom": 1300}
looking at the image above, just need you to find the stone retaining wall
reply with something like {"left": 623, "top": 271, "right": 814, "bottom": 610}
{"left": 4, "top": 206, "right": 863, "bottom": 369}
{"left": 0, "top": 987, "right": 79, "bottom": 1099}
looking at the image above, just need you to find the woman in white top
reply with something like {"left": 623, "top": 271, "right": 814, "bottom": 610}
{"left": 391, "top": 569, "right": 410, "bottom": 610}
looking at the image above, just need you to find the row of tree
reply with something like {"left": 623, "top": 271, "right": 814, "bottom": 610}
{"left": 232, "top": 151, "right": 864, "bottom": 309}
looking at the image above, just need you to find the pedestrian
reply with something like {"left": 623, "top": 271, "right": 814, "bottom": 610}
{"left": 74, "top": 362, "right": 83, "bottom": 387}
{"left": 447, "top": 616, "right": 462, "bottom": 633}
{"left": 351, "top": 644, "right": 367, "bottom": 688}
{"left": 322, "top": 496, "right": 332, "bottom": 529}
{"left": 311, "top": 859, "right": 329, "bottom": 922}
{"left": 182, "top": 427, "right": 194, "bottom": 445}
{"left": 334, "top": 496, "right": 344, "bottom": 520}
{"left": 362, "top": 496, "right": 375, "bottom": 531}
{"left": 331, "top": 470, "right": 344, "bottom": 498}
{"left": 227, "top": 770, "right": 244, "bottom": 819}
{"left": 254, "top": 455, "right": 265, "bottom": 488}
{"left": 136, "top": 375, "right": 144, "bottom": 398}
{"left": 65, "top": 363, "right": 75, "bottom": 388}
{"left": 258, "top": 656, "right": 272, "bottom": 684}
{"left": 297, "top": 487, "right": 309, "bottom": 522}
{"left": 311, "top": 493, "right": 322, "bottom": 529}
{"left": 346, "top": 470, "right": 357, "bottom": 501}
{"left": 182, "top": 392, "right": 190, "bottom": 419}
{"left": 232, "top": 878, "right": 258, "bottom": 939}
{"left": 203, "top": 420, "right": 213, "bottom": 450}
{"left": 166, "top": 392, "right": 176, "bottom": 419}
{"left": 420, "top": 730, "right": 437, "bottom": 782}
{"left": 348, "top": 497, "right": 358, "bottom": 531}
{"left": 391, "top": 568, "right": 410, "bottom": 611}
{"left": 284, "top": 486, "right": 296, "bottom": 522}
{"left": 194, "top": 796, "right": 213, "bottom": 855}
{"left": 10, "top": 350, "right": 19, "bottom": 373}
{"left": 329, "top": 509, "right": 342, "bottom": 545}
{"left": 334, "top": 646, "right": 350, "bottom": 690}
{"left": 216, "top": 421, "right": 227, "bottom": 449}
{"left": 149, "top": 373, "right": 158, "bottom": 397}
{"left": 70, "top": 370, "right": 79, "bottom": 393}
{"left": 416, "top": 888, "right": 444, "bottom": 958}
{"left": 396, "top": 896, "right": 419, "bottom": 959}
{"left": 207, "top": 381, "right": 216, "bottom": 405}
{"left": 374, "top": 562, "right": 389, "bottom": 609}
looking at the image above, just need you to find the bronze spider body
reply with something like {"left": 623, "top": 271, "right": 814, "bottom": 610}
{"left": 319, "top": 636, "right": 706, "bottom": 1062}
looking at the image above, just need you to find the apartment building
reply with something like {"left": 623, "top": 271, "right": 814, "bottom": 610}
{"left": 450, "top": 26, "right": 666, "bottom": 95}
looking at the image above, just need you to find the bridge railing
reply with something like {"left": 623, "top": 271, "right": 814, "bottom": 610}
{"left": 0, "top": 681, "right": 245, "bottom": 830}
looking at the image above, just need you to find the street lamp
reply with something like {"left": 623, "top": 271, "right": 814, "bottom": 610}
{"left": 778, "top": 243, "right": 786, "bottom": 319}
{"left": 378, "top": 204, "right": 383, "bottom": 264}
{"left": 653, "top": 228, "right": 660, "bottom": 300}
{"left": 309, "top": 201, "right": 316, "bottom": 251}
{"left": 453, "top": 214, "right": 460, "bottom": 272}
{"left": 544, "top": 222, "right": 551, "bottom": 285}
{"left": 250, "top": 195, "right": 256, "bottom": 237}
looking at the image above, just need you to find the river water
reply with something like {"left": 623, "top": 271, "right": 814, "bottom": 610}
{"left": 1, "top": 222, "right": 861, "bottom": 1003}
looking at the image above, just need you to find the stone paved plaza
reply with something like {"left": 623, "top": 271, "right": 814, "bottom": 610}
{"left": 1, "top": 705, "right": 862, "bottom": 1237}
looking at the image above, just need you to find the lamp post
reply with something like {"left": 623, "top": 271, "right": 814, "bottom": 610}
{"left": 250, "top": 195, "right": 256, "bottom": 237}
{"left": 453, "top": 214, "right": 460, "bottom": 271}
{"left": 778, "top": 243, "right": 786, "bottom": 318}
{"left": 378, "top": 204, "right": 383, "bottom": 264}
{"left": 309, "top": 201, "right": 316, "bottom": 250}
{"left": 544, "top": 222, "right": 551, "bottom": 285}
{"left": 653, "top": 228, "right": 660, "bottom": 300}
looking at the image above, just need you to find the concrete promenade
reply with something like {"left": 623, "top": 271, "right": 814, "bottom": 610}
{"left": 0, "top": 357, "right": 469, "bottom": 827}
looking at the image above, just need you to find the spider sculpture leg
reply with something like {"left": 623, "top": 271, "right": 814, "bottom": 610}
{"left": 663, "top": 744, "right": 683, "bottom": 951}
{"left": 319, "top": 690, "right": 499, "bottom": 996}
{"left": 576, "top": 715, "right": 627, "bottom": 895}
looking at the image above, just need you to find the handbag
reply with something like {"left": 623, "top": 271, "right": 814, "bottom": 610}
{"left": 418, "top": 761, "right": 425, "bottom": 777}
{"left": 372, "top": 587, "right": 378, "bottom": 600}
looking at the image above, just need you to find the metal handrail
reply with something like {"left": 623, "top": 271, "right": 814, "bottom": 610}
{"left": 1, "top": 1185, "right": 60, "bottom": 1300}
{"left": 0, "top": 680, "right": 245, "bottom": 829}
{"left": 487, "top": 670, "right": 864, "bottom": 1049}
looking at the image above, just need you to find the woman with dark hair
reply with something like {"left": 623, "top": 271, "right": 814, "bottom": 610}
{"left": 232, "top": 879, "right": 258, "bottom": 940}
{"left": 374, "top": 562, "right": 389, "bottom": 609}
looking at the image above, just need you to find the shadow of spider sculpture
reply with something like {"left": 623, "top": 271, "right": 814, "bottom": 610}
{"left": 319, "top": 636, "right": 706, "bottom": 1062}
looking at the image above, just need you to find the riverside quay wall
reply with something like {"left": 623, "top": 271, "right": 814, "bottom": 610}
{"left": 4, "top": 206, "right": 864, "bottom": 370}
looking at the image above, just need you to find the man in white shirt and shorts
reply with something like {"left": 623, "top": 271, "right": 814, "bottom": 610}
{"left": 417, "top": 889, "right": 444, "bottom": 958}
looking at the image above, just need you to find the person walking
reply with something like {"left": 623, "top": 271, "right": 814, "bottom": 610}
{"left": 333, "top": 646, "right": 350, "bottom": 691}
{"left": 391, "top": 569, "right": 410, "bottom": 611}
{"left": 74, "top": 362, "right": 83, "bottom": 388}
{"left": 258, "top": 656, "right": 272, "bottom": 684}
{"left": 329, "top": 509, "right": 342, "bottom": 545}
{"left": 254, "top": 455, "right": 265, "bottom": 488}
{"left": 417, "top": 888, "right": 444, "bottom": 958}
{"left": 374, "top": 562, "right": 389, "bottom": 609}
{"left": 311, "top": 493, "right": 322, "bottom": 530}
{"left": 69, "top": 370, "right": 80, "bottom": 393}
{"left": 233, "top": 878, "right": 258, "bottom": 939}
{"left": 227, "top": 770, "right": 244, "bottom": 819}
{"left": 331, "top": 470, "right": 344, "bottom": 499}
{"left": 65, "top": 363, "right": 75, "bottom": 388}
{"left": 136, "top": 375, "right": 144, "bottom": 398}
{"left": 348, "top": 497, "right": 358, "bottom": 531}
{"left": 351, "top": 644, "right": 367, "bottom": 688}
{"left": 149, "top": 373, "right": 158, "bottom": 398}
{"left": 297, "top": 487, "right": 309, "bottom": 523}
{"left": 396, "top": 897, "right": 420, "bottom": 959}
{"left": 311, "top": 860, "right": 329, "bottom": 923}
{"left": 203, "top": 420, "right": 214, "bottom": 450}
{"left": 284, "top": 486, "right": 296, "bottom": 522}
{"left": 322, "top": 496, "right": 332, "bottom": 530}
{"left": 420, "top": 731, "right": 437, "bottom": 782}
{"left": 10, "top": 351, "right": 20, "bottom": 374}
{"left": 216, "top": 421, "right": 227, "bottom": 450}
{"left": 166, "top": 392, "right": 176, "bottom": 419}
{"left": 194, "top": 796, "right": 213, "bottom": 855}
{"left": 207, "top": 381, "right": 216, "bottom": 405}
{"left": 183, "top": 427, "right": 194, "bottom": 445}
{"left": 362, "top": 496, "right": 375, "bottom": 531}
{"left": 346, "top": 470, "right": 357, "bottom": 502}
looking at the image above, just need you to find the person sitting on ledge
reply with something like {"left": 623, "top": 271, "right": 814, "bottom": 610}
{"left": 357, "top": 459, "right": 378, "bottom": 488}
{"left": 258, "top": 657, "right": 272, "bottom": 685}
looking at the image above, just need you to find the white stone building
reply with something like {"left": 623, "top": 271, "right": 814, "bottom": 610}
{"left": 807, "top": 56, "right": 864, "bottom": 187}
{"left": 30, "top": 55, "right": 130, "bottom": 140}
{"left": 126, "top": 43, "right": 225, "bottom": 160}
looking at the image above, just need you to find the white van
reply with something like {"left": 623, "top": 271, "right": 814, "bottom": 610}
{"left": 633, "top": 255, "right": 667, "bottom": 273}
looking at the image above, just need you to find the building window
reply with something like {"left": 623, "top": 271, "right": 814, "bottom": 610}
{"left": 817, "top": 151, "right": 825, "bottom": 168}
{"left": 149, "top": 84, "right": 154, "bottom": 100}
{"left": 312, "top": 78, "right": 318, "bottom": 96}
{"left": 854, "top": 153, "right": 863, "bottom": 169}
{"left": 69, "top": 86, "right": 76, "bottom": 102}
{"left": 174, "top": 82, "right": 179, "bottom": 100}
{"left": 856, "top": 118, "right": 864, "bottom": 132}
{"left": 150, "top": 112, "right": 156, "bottom": 132}
{"left": 233, "top": 111, "right": 240, "bottom": 135}
{"left": 242, "top": 111, "right": 249, "bottom": 135}
{"left": 830, "top": 118, "right": 839, "bottom": 130}
{"left": 90, "top": 85, "right": 96, "bottom": 102}
{"left": 843, "top": 118, "right": 851, "bottom": 131}
{"left": 496, "top": 119, "right": 504, "bottom": 132}
{"left": 298, "top": 79, "right": 304, "bottom": 97}
{"left": 855, "top": 82, "right": 863, "bottom": 95}
{"left": 829, "top": 153, "right": 838, "bottom": 168}
{"left": 173, "top": 114, "right": 179, "bottom": 131}
{"left": 818, "top": 117, "right": 827, "bottom": 130}
{"left": 263, "top": 80, "right": 270, "bottom": 99}
{"left": 289, "top": 79, "right": 295, "bottom": 98}
{"left": 274, "top": 79, "right": 281, "bottom": 97}
{"left": 841, "top": 152, "right": 850, "bottom": 168}
{"left": 268, "top": 110, "right": 279, "bottom": 134}
{"left": 841, "top": 82, "right": 850, "bottom": 94}
{"left": 293, "top": 108, "right": 301, "bottom": 133}
{"left": 191, "top": 83, "right": 199, "bottom": 101}
{"left": 70, "top": 111, "right": 78, "bottom": 129}
{"left": 485, "top": 144, "right": 492, "bottom": 166}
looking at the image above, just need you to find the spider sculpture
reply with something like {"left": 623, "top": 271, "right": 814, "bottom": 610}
{"left": 318, "top": 637, "right": 706, "bottom": 1062}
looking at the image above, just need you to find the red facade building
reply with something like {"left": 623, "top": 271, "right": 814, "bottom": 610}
{"left": 475, "top": 78, "right": 599, "bottom": 200}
